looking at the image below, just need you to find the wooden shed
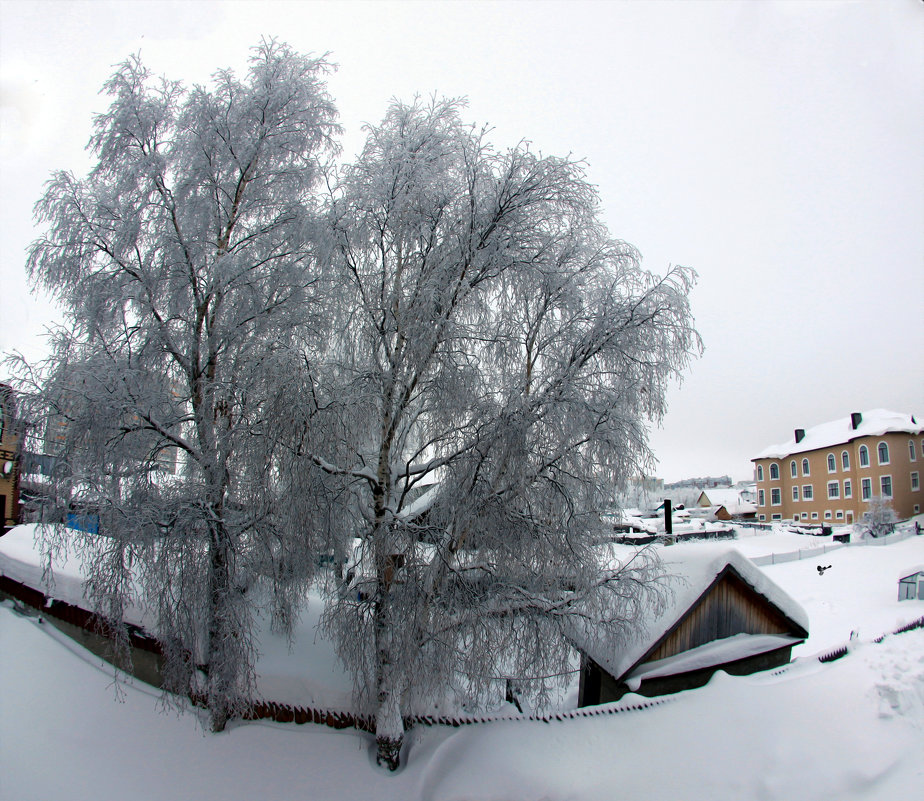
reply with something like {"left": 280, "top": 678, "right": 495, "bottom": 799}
{"left": 898, "top": 566, "right": 924, "bottom": 601}
{"left": 574, "top": 545, "right": 809, "bottom": 706}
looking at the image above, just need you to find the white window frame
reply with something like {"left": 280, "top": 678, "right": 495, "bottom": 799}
{"left": 770, "top": 487, "right": 781, "bottom": 506}
{"left": 861, "top": 477, "right": 872, "bottom": 500}
{"left": 841, "top": 450, "right": 850, "bottom": 470}
{"left": 877, "top": 441, "right": 890, "bottom": 465}
{"left": 792, "top": 486, "right": 799, "bottom": 502}
{"left": 759, "top": 514, "right": 766, "bottom": 521}
{"left": 910, "top": 440, "right": 917, "bottom": 462}
{"left": 802, "top": 484, "right": 813, "bottom": 500}
{"left": 802, "top": 458, "right": 810, "bottom": 476}
{"left": 771, "top": 513, "right": 782, "bottom": 521}
{"left": 912, "top": 471, "right": 920, "bottom": 492}
{"left": 827, "top": 453, "right": 836, "bottom": 473}
{"left": 758, "top": 489, "right": 765, "bottom": 506}
{"left": 811, "top": 512, "right": 819, "bottom": 520}
{"left": 827, "top": 480, "right": 839, "bottom": 499}
{"left": 790, "top": 460, "right": 797, "bottom": 478}
{"left": 859, "top": 445, "right": 869, "bottom": 467}
{"left": 757, "top": 464, "right": 764, "bottom": 482}
{"left": 800, "top": 512, "right": 808, "bottom": 520}
{"left": 835, "top": 510, "right": 844, "bottom": 519}
{"left": 843, "top": 479, "right": 852, "bottom": 499}
{"left": 824, "top": 510, "right": 832, "bottom": 519}
{"left": 769, "top": 463, "right": 780, "bottom": 481}
{"left": 880, "top": 474, "right": 892, "bottom": 498}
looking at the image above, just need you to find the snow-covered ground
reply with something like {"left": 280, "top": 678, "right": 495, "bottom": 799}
{"left": 2, "top": 522, "right": 924, "bottom": 799}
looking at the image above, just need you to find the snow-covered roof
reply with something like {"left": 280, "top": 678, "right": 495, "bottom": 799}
{"left": 754, "top": 409, "right": 923, "bottom": 460}
{"left": 624, "top": 633, "right": 801, "bottom": 691}
{"left": 576, "top": 544, "right": 808, "bottom": 682}
{"left": 898, "top": 565, "right": 924, "bottom": 581}
{"left": 697, "top": 488, "right": 743, "bottom": 507}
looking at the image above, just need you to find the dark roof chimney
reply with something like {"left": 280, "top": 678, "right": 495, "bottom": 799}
{"left": 850, "top": 412, "right": 862, "bottom": 430}
{"left": 794, "top": 428, "right": 805, "bottom": 444}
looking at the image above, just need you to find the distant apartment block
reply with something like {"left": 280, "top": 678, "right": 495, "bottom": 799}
{"left": 752, "top": 409, "right": 924, "bottom": 524}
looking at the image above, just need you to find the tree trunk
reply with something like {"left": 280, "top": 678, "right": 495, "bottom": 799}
{"left": 206, "top": 515, "right": 235, "bottom": 732}
{"left": 373, "top": 592, "right": 404, "bottom": 770}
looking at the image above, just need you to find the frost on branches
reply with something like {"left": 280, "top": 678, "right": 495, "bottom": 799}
{"left": 856, "top": 495, "right": 897, "bottom": 539}
{"left": 308, "top": 98, "right": 701, "bottom": 768}
{"left": 19, "top": 42, "right": 340, "bottom": 731}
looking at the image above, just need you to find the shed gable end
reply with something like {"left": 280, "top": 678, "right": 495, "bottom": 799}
{"left": 644, "top": 568, "right": 799, "bottom": 665}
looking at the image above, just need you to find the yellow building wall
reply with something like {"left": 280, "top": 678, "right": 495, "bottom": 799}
{"left": 754, "top": 431, "right": 923, "bottom": 524}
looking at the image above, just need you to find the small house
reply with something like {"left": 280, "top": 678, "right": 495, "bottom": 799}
{"left": 898, "top": 566, "right": 924, "bottom": 601}
{"left": 574, "top": 545, "right": 808, "bottom": 706}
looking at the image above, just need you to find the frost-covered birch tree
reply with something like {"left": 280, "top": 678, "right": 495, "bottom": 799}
{"left": 310, "top": 98, "right": 701, "bottom": 768}
{"left": 20, "top": 41, "right": 339, "bottom": 731}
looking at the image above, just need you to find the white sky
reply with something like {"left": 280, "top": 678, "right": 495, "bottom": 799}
{"left": 1, "top": 0, "right": 922, "bottom": 483}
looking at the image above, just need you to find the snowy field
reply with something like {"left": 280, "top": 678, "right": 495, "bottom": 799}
{"left": 2, "top": 523, "right": 923, "bottom": 800}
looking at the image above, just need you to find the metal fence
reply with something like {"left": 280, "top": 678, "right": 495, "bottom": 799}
{"left": 751, "top": 527, "right": 917, "bottom": 567}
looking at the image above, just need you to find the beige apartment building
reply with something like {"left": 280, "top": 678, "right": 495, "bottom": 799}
{"left": 0, "top": 384, "right": 20, "bottom": 529}
{"left": 752, "top": 409, "right": 924, "bottom": 525}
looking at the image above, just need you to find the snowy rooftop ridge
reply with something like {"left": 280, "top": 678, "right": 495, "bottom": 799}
{"left": 753, "top": 408, "right": 924, "bottom": 461}
{"left": 575, "top": 544, "right": 808, "bottom": 682}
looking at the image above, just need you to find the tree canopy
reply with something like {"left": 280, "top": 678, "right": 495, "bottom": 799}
{"left": 17, "top": 46, "right": 701, "bottom": 768}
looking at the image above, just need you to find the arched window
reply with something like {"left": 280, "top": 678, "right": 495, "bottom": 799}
{"left": 769, "top": 463, "right": 779, "bottom": 480}
{"left": 827, "top": 453, "right": 836, "bottom": 472}
{"left": 802, "top": 458, "right": 810, "bottom": 476}
{"left": 859, "top": 445, "right": 869, "bottom": 467}
{"left": 757, "top": 464, "right": 764, "bottom": 482}
{"left": 790, "top": 460, "right": 797, "bottom": 478}
{"left": 841, "top": 450, "right": 850, "bottom": 470}
{"left": 878, "top": 441, "right": 889, "bottom": 465}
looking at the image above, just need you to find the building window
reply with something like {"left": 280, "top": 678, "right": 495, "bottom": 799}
{"left": 793, "top": 514, "right": 799, "bottom": 521}
{"left": 790, "top": 460, "right": 797, "bottom": 478}
{"left": 792, "top": 486, "right": 799, "bottom": 502}
{"left": 836, "top": 510, "right": 843, "bottom": 519}
{"left": 877, "top": 442, "right": 889, "bottom": 465}
{"left": 912, "top": 472, "right": 920, "bottom": 491}
{"left": 758, "top": 489, "right": 765, "bottom": 506}
{"left": 824, "top": 510, "right": 832, "bottom": 519}
{"left": 769, "top": 463, "right": 779, "bottom": 480}
{"left": 801, "top": 512, "right": 808, "bottom": 520}
{"left": 861, "top": 477, "right": 872, "bottom": 500}
{"left": 802, "top": 484, "right": 813, "bottom": 500}
{"left": 915, "top": 505, "right": 920, "bottom": 514}
{"left": 880, "top": 475, "right": 892, "bottom": 497}
{"left": 759, "top": 514, "right": 766, "bottom": 521}
{"left": 859, "top": 445, "right": 869, "bottom": 467}
{"left": 757, "top": 464, "right": 764, "bottom": 482}
{"left": 771, "top": 513, "right": 782, "bottom": 521}
{"left": 844, "top": 479, "right": 852, "bottom": 498}
{"left": 911, "top": 440, "right": 917, "bottom": 462}
{"left": 811, "top": 512, "right": 819, "bottom": 520}
{"left": 827, "top": 481, "right": 839, "bottom": 499}
{"left": 827, "top": 453, "right": 836, "bottom": 473}
{"left": 841, "top": 450, "right": 850, "bottom": 470}
{"left": 771, "top": 488, "right": 781, "bottom": 506}
{"left": 802, "top": 458, "right": 810, "bottom": 476}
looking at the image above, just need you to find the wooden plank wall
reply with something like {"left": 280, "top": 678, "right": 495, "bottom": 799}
{"left": 646, "top": 571, "right": 793, "bottom": 663}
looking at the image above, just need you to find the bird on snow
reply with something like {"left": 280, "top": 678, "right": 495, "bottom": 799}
{"left": 817, "top": 564, "right": 832, "bottom": 575}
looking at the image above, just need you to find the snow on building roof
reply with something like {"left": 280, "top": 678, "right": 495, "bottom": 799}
{"left": 899, "top": 565, "right": 924, "bottom": 581}
{"left": 697, "top": 488, "right": 744, "bottom": 508}
{"left": 574, "top": 544, "right": 808, "bottom": 682}
{"left": 754, "top": 409, "right": 924, "bottom": 461}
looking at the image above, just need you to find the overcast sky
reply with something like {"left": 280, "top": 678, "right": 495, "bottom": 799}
{"left": 1, "top": 0, "right": 922, "bottom": 483}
